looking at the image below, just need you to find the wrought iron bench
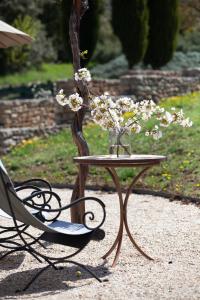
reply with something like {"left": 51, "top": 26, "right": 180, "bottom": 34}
{"left": 0, "top": 160, "right": 106, "bottom": 292}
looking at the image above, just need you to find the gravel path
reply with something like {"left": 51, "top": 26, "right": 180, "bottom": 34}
{"left": 0, "top": 188, "right": 199, "bottom": 299}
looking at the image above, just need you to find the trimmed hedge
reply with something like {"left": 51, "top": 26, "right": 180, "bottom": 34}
{"left": 144, "top": 0, "right": 180, "bottom": 68}
{"left": 111, "top": 0, "right": 149, "bottom": 68}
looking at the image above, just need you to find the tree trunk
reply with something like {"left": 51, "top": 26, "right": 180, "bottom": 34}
{"left": 69, "top": 0, "right": 90, "bottom": 223}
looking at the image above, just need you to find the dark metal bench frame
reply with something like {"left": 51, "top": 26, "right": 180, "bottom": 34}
{"left": 0, "top": 166, "right": 106, "bottom": 292}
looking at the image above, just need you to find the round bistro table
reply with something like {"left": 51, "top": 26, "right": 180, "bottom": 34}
{"left": 73, "top": 154, "right": 166, "bottom": 267}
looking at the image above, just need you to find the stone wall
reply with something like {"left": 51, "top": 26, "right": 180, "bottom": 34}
{"left": 120, "top": 69, "right": 200, "bottom": 101}
{"left": 0, "top": 126, "right": 64, "bottom": 154}
{"left": 57, "top": 69, "right": 200, "bottom": 102}
{"left": 0, "top": 98, "right": 75, "bottom": 154}
{"left": 0, "top": 98, "right": 76, "bottom": 128}
{"left": 0, "top": 98, "right": 56, "bottom": 128}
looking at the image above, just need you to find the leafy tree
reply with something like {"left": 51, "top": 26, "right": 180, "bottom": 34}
{"left": 39, "top": 0, "right": 64, "bottom": 61}
{"left": 179, "top": 0, "right": 200, "bottom": 35}
{"left": 6, "top": 16, "right": 56, "bottom": 72}
{"left": 0, "top": 0, "right": 42, "bottom": 23}
{"left": 60, "top": 0, "right": 72, "bottom": 62}
{"left": 144, "top": 0, "right": 180, "bottom": 69}
{"left": 111, "top": 0, "right": 149, "bottom": 68}
{"left": 0, "top": 0, "right": 56, "bottom": 74}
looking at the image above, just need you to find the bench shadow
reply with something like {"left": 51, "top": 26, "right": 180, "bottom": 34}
{"left": 0, "top": 252, "right": 25, "bottom": 270}
{"left": 0, "top": 261, "right": 110, "bottom": 297}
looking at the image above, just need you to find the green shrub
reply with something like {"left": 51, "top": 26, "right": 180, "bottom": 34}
{"left": 39, "top": 0, "right": 64, "bottom": 62}
{"left": 0, "top": 0, "right": 61, "bottom": 73}
{"left": 91, "top": 50, "right": 200, "bottom": 78}
{"left": 5, "top": 16, "right": 56, "bottom": 73}
{"left": 93, "top": 0, "right": 122, "bottom": 63}
{"left": 0, "top": 0, "right": 42, "bottom": 23}
{"left": 177, "top": 30, "right": 200, "bottom": 53}
{"left": 91, "top": 55, "right": 128, "bottom": 79}
{"left": 28, "top": 22, "right": 56, "bottom": 68}
{"left": 6, "top": 16, "right": 37, "bottom": 71}
{"left": 161, "top": 51, "right": 200, "bottom": 70}
{"left": 144, "top": 0, "right": 180, "bottom": 69}
{"left": 111, "top": 0, "right": 149, "bottom": 68}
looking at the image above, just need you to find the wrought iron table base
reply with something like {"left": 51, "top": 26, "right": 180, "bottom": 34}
{"left": 73, "top": 155, "right": 166, "bottom": 267}
{"left": 102, "top": 166, "right": 153, "bottom": 267}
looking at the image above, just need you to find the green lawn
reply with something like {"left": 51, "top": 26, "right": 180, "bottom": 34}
{"left": 2, "top": 92, "right": 200, "bottom": 198}
{"left": 0, "top": 63, "right": 73, "bottom": 86}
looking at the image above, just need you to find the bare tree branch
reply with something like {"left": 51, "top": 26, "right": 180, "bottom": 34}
{"left": 69, "top": 0, "right": 90, "bottom": 223}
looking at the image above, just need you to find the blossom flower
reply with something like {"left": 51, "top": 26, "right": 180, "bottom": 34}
{"left": 141, "top": 112, "right": 151, "bottom": 120}
{"left": 155, "top": 106, "right": 165, "bottom": 120}
{"left": 140, "top": 100, "right": 156, "bottom": 112}
{"left": 180, "top": 118, "right": 193, "bottom": 127}
{"left": 138, "top": 100, "right": 157, "bottom": 120}
{"left": 152, "top": 130, "right": 162, "bottom": 140}
{"left": 91, "top": 109, "right": 105, "bottom": 124}
{"left": 160, "top": 111, "right": 173, "bottom": 127}
{"left": 150, "top": 125, "right": 163, "bottom": 140}
{"left": 130, "top": 123, "right": 142, "bottom": 134}
{"left": 56, "top": 89, "right": 68, "bottom": 106}
{"left": 91, "top": 94, "right": 115, "bottom": 110}
{"left": 68, "top": 93, "right": 83, "bottom": 111}
{"left": 102, "top": 119, "right": 117, "bottom": 130}
{"left": 116, "top": 97, "right": 133, "bottom": 112}
{"left": 74, "top": 68, "right": 91, "bottom": 82}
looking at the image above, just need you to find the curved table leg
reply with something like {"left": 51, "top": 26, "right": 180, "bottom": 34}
{"left": 123, "top": 166, "right": 154, "bottom": 260}
{"left": 102, "top": 223, "right": 123, "bottom": 261}
{"left": 102, "top": 167, "right": 124, "bottom": 267}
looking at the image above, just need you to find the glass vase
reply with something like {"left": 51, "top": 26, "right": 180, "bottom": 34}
{"left": 109, "top": 131, "right": 131, "bottom": 157}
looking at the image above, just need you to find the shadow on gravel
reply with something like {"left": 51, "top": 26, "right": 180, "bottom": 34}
{"left": 0, "top": 263, "right": 110, "bottom": 297}
{"left": 0, "top": 252, "right": 25, "bottom": 270}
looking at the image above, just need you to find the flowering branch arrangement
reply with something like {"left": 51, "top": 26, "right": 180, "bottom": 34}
{"left": 56, "top": 68, "right": 192, "bottom": 156}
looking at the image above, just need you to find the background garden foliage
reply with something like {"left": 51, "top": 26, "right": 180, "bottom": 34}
{"left": 0, "top": 0, "right": 199, "bottom": 75}
{"left": 143, "top": 0, "right": 180, "bottom": 68}
{"left": 111, "top": 0, "right": 149, "bottom": 68}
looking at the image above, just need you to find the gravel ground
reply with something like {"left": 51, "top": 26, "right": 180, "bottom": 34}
{"left": 0, "top": 188, "right": 199, "bottom": 300}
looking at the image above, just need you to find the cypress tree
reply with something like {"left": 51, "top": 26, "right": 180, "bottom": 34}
{"left": 111, "top": 0, "right": 149, "bottom": 68}
{"left": 144, "top": 0, "right": 180, "bottom": 69}
{"left": 61, "top": 0, "right": 100, "bottom": 66}
{"left": 60, "top": 0, "right": 72, "bottom": 62}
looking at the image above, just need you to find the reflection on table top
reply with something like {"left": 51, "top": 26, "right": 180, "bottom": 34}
{"left": 74, "top": 154, "right": 167, "bottom": 167}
